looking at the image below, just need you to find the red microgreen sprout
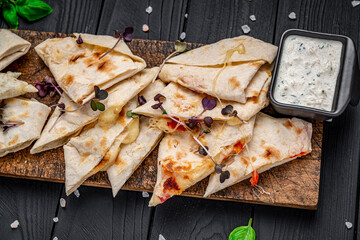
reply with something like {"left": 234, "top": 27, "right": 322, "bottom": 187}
{"left": 34, "top": 76, "right": 62, "bottom": 98}
{"left": 99, "top": 27, "right": 133, "bottom": 60}
{"left": 90, "top": 86, "right": 108, "bottom": 111}
{"left": 138, "top": 96, "right": 147, "bottom": 105}
{"left": 0, "top": 120, "right": 24, "bottom": 132}
{"left": 48, "top": 102, "right": 78, "bottom": 132}
{"left": 76, "top": 35, "right": 83, "bottom": 44}
{"left": 221, "top": 104, "right": 247, "bottom": 124}
{"left": 203, "top": 116, "right": 213, "bottom": 128}
{"left": 197, "top": 97, "right": 216, "bottom": 117}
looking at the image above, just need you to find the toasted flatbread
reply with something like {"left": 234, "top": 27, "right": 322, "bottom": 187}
{"left": 0, "top": 71, "right": 37, "bottom": 100}
{"left": 0, "top": 98, "right": 50, "bottom": 157}
{"left": 204, "top": 113, "right": 312, "bottom": 197}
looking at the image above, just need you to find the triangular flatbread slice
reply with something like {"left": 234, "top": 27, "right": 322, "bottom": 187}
{"left": 0, "top": 98, "right": 50, "bottom": 157}
{"left": 31, "top": 68, "right": 158, "bottom": 154}
{"left": 64, "top": 98, "right": 137, "bottom": 195}
{"left": 0, "top": 71, "right": 37, "bottom": 100}
{"left": 35, "top": 33, "right": 146, "bottom": 104}
{"left": 133, "top": 80, "right": 270, "bottom": 124}
{"left": 159, "top": 36, "right": 277, "bottom": 103}
{"left": 149, "top": 116, "right": 256, "bottom": 206}
{"left": 107, "top": 117, "right": 164, "bottom": 197}
{"left": 0, "top": 29, "right": 31, "bottom": 71}
{"left": 204, "top": 113, "right": 312, "bottom": 197}
{"left": 245, "top": 64, "right": 273, "bottom": 98}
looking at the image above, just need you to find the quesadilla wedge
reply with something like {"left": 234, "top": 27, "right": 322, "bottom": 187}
{"left": 149, "top": 116, "right": 256, "bottom": 206}
{"left": 0, "top": 29, "right": 31, "bottom": 71}
{"left": 159, "top": 36, "right": 277, "bottom": 103}
{"left": 64, "top": 98, "right": 137, "bottom": 195}
{"left": 107, "top": 117, "right": 164, "bottom": 197}
{"left": 31, "top": 68, "right": 158, "bottom": 154}
{"left": 35, "top": 33, "right": 146, "bottom": 105}
{"left": 0, "top": 71, "right": 37, "bottom": 100}
{"left": 204, "top": 112, "right": 312, "bottom": 197}
{"left": 0, "top": 98, "right": 50, "bottom": 157}
{"left": 245, "top": 64, "right": 273, "bottom": 98}
{"left": 133, "top": 80, "right": 270, "bottom": 124}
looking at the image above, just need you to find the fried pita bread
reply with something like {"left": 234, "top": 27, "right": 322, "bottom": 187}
{"left": 0, "top": 29, "right": 31, "bottom": 71}
{"left": 204, "top": 113, "right": 312, "bottom": 197}
{"left": 35, "top": 33, "right": 146, "bottom": 104}
{"left": 159, "top": 36, "right": 277, "bottom": 103}
{"left": 0, "top": 98, "right": 50, "bottom": 157}
{"left": 149, "top": 116, "right": 256, "bottom": 206}
{"left": 133, "top": 80, "right": 270, "bottom": 124}
{"left": 0, "top": 71, "right": 37, "bottom": 100}
{"left": 31, "top": 68, "right": 158, "bottom": 154}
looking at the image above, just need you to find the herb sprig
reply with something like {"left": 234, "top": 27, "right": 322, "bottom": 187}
{"left": 1, "top": 0, "right": 53, "bottom": 29}
{"left": 90, "top": 86, "right": 108, "bottom": 111}
{"left": 48, "top": 103, "right": 78, "bottom": 132}
{"left": 98, "top": 27, "right": 133, "bottom": 60}
{"left": 0, "top": 120, "right": 24, "bottom": 132}
{"left": 228, "top": 218, "right": 256, "bottom": 240}
{"left": 34, "top": 76, "right": 62, "bottom": 98}
{"left": 221, "top": 104, "right": 247, "bottom": 124}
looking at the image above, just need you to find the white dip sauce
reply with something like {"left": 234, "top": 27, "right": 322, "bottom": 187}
{"left": 273, "top": 35, "right": 343, "bottom": 111}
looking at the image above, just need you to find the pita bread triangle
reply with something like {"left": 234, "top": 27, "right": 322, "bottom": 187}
{"left": 0, "top": 71, "right": 37, "bottom": 100}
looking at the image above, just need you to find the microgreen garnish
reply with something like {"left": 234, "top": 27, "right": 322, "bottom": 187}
{"left": 204, "top": 129, "right": 211, "bottom": 134}
{"left": 198, "top": 145, "right": 209, "bottom": 156}
{"left": 221, "top": 104, "right": 247, "bottom": 124}
{"left": 138, "top": 96, "right": 147, "bottom": 105}
{"left": 48, "top": 103, "right": 78, "bottom": 132}
{"left": 126, "top": 110, "right": 139, "bottom": 119}
{"left": 76, "top": 35, "right": 83, "bottom": 44}
{"left": 152, "top": 40, "right": 188, "bottom": 82}
{"left": 203, "top": 116, "right": 213, "bottom": 128}
{"left": 34, "top": 76, "right": 62, "bottom": 98}
{"left": 202, "top": 97, "right": 217, "bottom": 111}
{"left": 228, "top": 218, "right": 256, "bottom": 240}
{"left": 0, "top": 120, "right": 24, "bottom": 132}
{"left": 99, "top": 27, "right": 133, "bottom": 60}
{"left": 90, "top": 86, "right": 108, "bottom": 111}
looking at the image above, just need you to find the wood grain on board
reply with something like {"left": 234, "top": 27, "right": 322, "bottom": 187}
{"left": 0, "top": 29, "right": 322, "bottom": 209}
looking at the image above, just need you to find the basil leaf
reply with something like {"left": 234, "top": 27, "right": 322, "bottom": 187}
{"left": 15, "top": 0, "right": 53, "bottom": 22}
{"left": 228, "top": 218, "right": 256, "bottom": 240}
{"left": 2, "top": 2, "right": 18, "bottom": 29}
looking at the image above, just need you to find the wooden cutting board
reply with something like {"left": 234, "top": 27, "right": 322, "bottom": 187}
{"left": 0, "top": 30, "right": 323, "bottom": 210}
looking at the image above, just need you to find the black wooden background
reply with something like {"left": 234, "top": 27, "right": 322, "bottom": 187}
{"left": 0, "top": 0, "right": 360, "bottom": 239}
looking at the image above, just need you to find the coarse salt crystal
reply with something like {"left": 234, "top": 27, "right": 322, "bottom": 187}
{"left": 352, "top": 1, "right": 360, "bottom": 7}
{"left": 249, "top": 15, "right": 256, "bottom": 21}
{"left": 142, "top": 191, "right": 149, "bottom": 198}
{"left": 142, "top": 24, "right": 149, "bottom": 32}
{"left": 10, "top": 220, "right": 19, "bottom": 229}
{"left": 53, "top": 217, "right": 59, "bottom": 223}
{"left": 159, "top": 234, "right": 166, "bottom": 240}
{"left": 25, "top": 160, "right": 27, "bottom": 163}
{"left": 60, "top": 198, "right": 66, "bottom": 208}
{"left": 53, "top": 237, "right": 58, "bottom": 240}
{"left": 74, "top": 189, "right": 80, "bottom": 198}
{"left": 241, "top": 25, "right": 251, "bottom": 34}
{"left": 180, "top": 32, "right": 186, "bottom": 40}
{"left": 345, "top": 221, "right": 353, "bottom": 229}
{"left": 184, "top": 13, "right": 188, "bottom": 18}
{"left": 146, "top": 6, "right": 153, "bottom": 14}
{"left": 288, "top": 12, "right": 296, "bottom": 20}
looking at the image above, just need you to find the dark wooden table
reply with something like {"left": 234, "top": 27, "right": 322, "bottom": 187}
{"left": 0, "top": 0, "right": 359, "bottom": 239}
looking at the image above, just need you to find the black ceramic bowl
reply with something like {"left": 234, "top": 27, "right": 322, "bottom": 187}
{"left": 269, "top": 29, "right": 360, "bottom": 120}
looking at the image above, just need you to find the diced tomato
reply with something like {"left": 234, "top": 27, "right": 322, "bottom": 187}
{"left": 167, "top": 118, "right": 186, "bottom": 131}
{"left": 289, "top": 151, "right": 307, "bottom": 159}
{"left": 250, "top": 170, "right": 259, "bottom": 186}
{"left": 233, "top": 141, "right": 244, "bottom": 153}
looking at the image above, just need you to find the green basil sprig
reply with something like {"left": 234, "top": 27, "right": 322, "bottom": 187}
{"left": 228, "top": 218, "right": 256, "bottom": 240}
{"left": 0, "top": 0, "right": 53, "bottom": 29}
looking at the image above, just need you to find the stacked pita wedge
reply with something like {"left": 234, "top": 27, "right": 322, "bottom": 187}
{"left": 35, "top": 33, "right": 146, "bottom": 105}
{"left": 204, "top": 113, "right": 312, "bottom": 197}
{"left": 0, "top": 71, "right": 37, "bottom": 100}
{"left": 159, "top": 36, "right": 277, "bottom": 103}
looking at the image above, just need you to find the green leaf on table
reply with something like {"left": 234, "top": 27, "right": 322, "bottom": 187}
{"left": 228, "top": 218, "right": 256, "bottom": 240}
{"left": 2, "top": 2, "right": 18, "bottom": 29}
{"left": 15, "top": 0, "right": 53, "bottom": 22}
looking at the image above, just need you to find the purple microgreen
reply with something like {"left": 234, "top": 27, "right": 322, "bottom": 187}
{"left": 76, "top": 35, "right": 83, "bottom": 44}
{"left": 186, "top": 117, "right": 200, "bottom": 129}
{"left": 152, "top": 40, "right": 188, "bottom": 83}
{"left": 34, "top": 76, "right": 62, "bottom": 98}
{"left": 94, "top": 86, "right": 108, "bottom": 100}
{"left": 202, "top": 97, "right": 217, "bottom": 111}
{"left": 203, "top": 116, "right": 213, "bottom": 128}
{"left": 220, "top": 170, "right": 230, "bottom": 183}
{"left": 138, "top": 96, "right": 147, "bottom": 105}
{"left": 0, "top": 120, "right": 24, "bottom": 132}
{"left": 215, "top": 164, "right": 224, "bottom": 174}
{"left": 57, "top": 103, "right": 66, "bottom": 109}
{"left": 198, "top": 145, "right": 209, "bottom": 156}
{"left": 221, "top": 105, "right": 233, "bottom": 115}
{"left": 154, "top": 94, "right": 166, "bottom": 102}
{"left": 48, "top": 103, "right": 79, "bottom": 133}
{"left": 151, "top": 102, "right": 163, "bottom": 110}
{"left": 126, "top": 110, "right": 139, "bottom": 119}
{"left": 99, "top": 27, "right": 133, "bottom": 60}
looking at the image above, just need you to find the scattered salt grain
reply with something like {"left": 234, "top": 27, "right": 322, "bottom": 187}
{"left": 74, "top": 189, "right": 80, "bottom": 198}
{"left": 345, "top": 221, "right": 353, "bottom": 229}
{"left": 184, "top": 13, "right": 188, "bottom": 18}
{"left": 53, "top": 237, "right": 58, "bottom": 240}
{"left": 142, "top": 24, "right": 149, "bottom": 32}
{"left": 142, "top": 191, "right": 149, "bottom": 198}
{"left": 53, "top": 217, "right": 59, "bottom": 223}
{"left": 159, "top": 234, "right": 166, "bottom": 240}
{"left": 249, "top": 15, "right": 256, "bottom": 21}
{"left": 146, "top": 6, "right": 153, "bottom": 14}
{"left": 60, "top": 198, "right": 66, "bottom": 208}
{"left": 180, "top": 32, "right": 186, "bottom": 40}
{"left": 24, "top": 160, "right": 27, "bottom": 163}
{"left": 288, "top": 12, "right": 296, "bottom": 20}
{"left": 10, "top": 220, "right": 19, "bottom": 229}
{"left": 241, "top": 25, "right": 251, "bottom": 34}
{"left": 352, "top": 1, "right": 360, "bottom": 7}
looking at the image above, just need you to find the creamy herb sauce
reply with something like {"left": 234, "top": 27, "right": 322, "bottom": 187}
{"left": 273, "top": 35, "right": 342, "bottom": 111}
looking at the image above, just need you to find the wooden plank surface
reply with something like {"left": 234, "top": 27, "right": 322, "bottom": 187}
{"left": 253, "top": 0, "right": 360, "bottom": 239}
{"left": 0, "top": 29, "right": 322, "bottom": 209}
